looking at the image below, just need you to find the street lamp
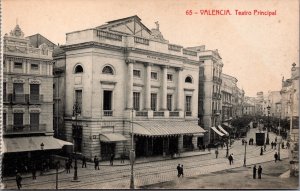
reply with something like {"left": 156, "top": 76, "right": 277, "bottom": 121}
{"left": 40, "top": 143, "right": 44, "bottom": 175}
{"left": 129, "top": 109, "right": 135, "bottom": 189}
{"left": 266, "top": 105, "right": 271, "bottom": 145}
{"left": 243, "top": 141, "right": 247, "bottom": 167}
{"left": 72, "top": 101, "right": 81, "bottom": 182}
{"left": 55, "top": 161, "right": 60, "bottom": 189}
{"left": 277, "top": 132, "right": 282, "bottom": 161}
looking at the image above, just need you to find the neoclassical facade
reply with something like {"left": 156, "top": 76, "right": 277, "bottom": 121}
{"left": 55, "top": 16, "right": 205, "bottom": 160}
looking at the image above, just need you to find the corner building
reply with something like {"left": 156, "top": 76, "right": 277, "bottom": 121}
{"left": 57, "top": 16, "right": 205, "bottom": 160}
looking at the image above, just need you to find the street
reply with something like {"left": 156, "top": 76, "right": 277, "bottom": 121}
{"left": 2, "top": 128, "right": 291, "bottom": 189}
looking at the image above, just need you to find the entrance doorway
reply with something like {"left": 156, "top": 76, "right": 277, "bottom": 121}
{"left": 100, "top": 142, "right": 115, "bottom": 160}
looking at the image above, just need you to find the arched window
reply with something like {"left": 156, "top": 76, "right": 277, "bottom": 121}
{"left": 185, "top": 76, "right": 193, "bottom": 83}
{"left": 102, "top": 66, "right": 114, "bottom": 75}
{"left": 74, "top": 65, "right": 83, "bottom": 73}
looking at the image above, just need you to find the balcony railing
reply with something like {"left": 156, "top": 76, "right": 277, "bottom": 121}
{"left": 183, "top": 49, "right": 197, "bottom": 56}
{"left": 103, "top": 110, "right": 113, "bottom": 116}
{"left": 168, "top": 44, "right": 182, "bottom": 52}
{"left": 213, "top": 76, "right": 222, "bottom": 84}
{"left": 96, "top": 30, "right": 122, "bottom": 41}
{"left": 185, "top": 111, "right": 192, "bottom": 117}
{"left": 12, "top": 94, "right": 26, "bottom": 104}
{"left": 213, "top": 93, "right": 222, "bottom": 100}
{"left": 153, "top": 111, "right": 164, "bottom": 117}
{"left": 136, "top": 111, "right": 148, "bottom": 117}
{"left": 134, "top": 36, "right": 149, "bottom": 45}
{"left": 3, "top": 124, "right": 47, "bottom": 135}
{"left": 169, "top": 111, "right": 179, "bottom": 117}
{"left": 29, "top": 94, "right": 43, "bottom": 104}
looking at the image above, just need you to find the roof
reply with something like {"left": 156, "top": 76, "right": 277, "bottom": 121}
{"left": 132, "top": 121, "right": 206, "bottom": 137}
{"left": 3, "top": 136, "right": 72, "bottom": 153}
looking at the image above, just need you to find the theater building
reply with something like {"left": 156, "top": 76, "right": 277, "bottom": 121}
{"left": 55, "top": 15, "right": 206, "bottom": 160}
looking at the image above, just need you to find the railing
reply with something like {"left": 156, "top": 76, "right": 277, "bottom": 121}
{"left": 185, "top": 111, "right": 192, "bottom": 117}
{"left": 134, "top": 36, "right": 149, "bottom": 45}
{"left": 29, "top": 94, "right": 43, "bottom": 104}
{"left": 135, "top": 111, "right": 148, "bottom": 117}
{"left": 96, "top": 30, "right": 122, "bottom": 41}
{"left": 3, "top": 124, "right": 47, "bottom": 134}
{"left": 103, "top": 110, "right": 113, "bottom": 116}
{"left": 168, "top": 44, "right": 182, "bottom": 52}
{"left": 153, "top": 111, "right": 164, "bottom": 117}
{"left": 12, "top": 94, "right": 26, "bottom": 103}
{"left": 183, "top": 49, "right": 197, "bottom": 56}
{"left": 169, "top": 111, "right": 179, "bottom": 117}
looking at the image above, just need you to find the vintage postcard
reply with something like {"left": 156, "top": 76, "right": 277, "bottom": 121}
{"left": 1, "top": 0, "right": 299, "bottom": 189}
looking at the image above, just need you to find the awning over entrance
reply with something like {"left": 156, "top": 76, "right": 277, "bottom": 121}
{"left": 132, "top": 121, "right": 206, "bottom": 137}
{"left": 218, "top": 125, "right": 229, "bottom": 136}
{"left": 222, "top": 122, "right": 234, "bottom": 129}
{"left": 211, "top": 126, "right": 225, "bottom": 136}
{"left": 3, "top": 136, "right": 73, "bottom": 153}
{"left": 99, "top": 133, "right": 127, "bottom": 142}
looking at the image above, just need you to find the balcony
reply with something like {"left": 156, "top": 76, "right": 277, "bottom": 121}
{"left": 28, "top": 94, "right": 43, "bottom": 104}
{"left": 11, "top": 94, "right": 26, "bottom": 104}
{"left": 97, "top": 30, "right": 122, "bottom": 41}
{"left": 153, "top": 111, "right": 164, "bottom": 117}
{"left": 185, "top": 111, "right": 192, "bottom": 117}
{"left": 213, "top": 93, "right": 222, "bottom": 100}
{"left": 3, "top": 124, "right": 47, "bottom": 135}
{"left": 168, "top": 44, "right": 182, "bottom": 52}
{"left": 169, "top": 111, "right": 179, "bottom": 117}
{"left": 213, "top": 110, "right": 222, "bottom": 115}
{"left": 103, "top": 110, "right": 113, "bottom": 117}
{"left": 213, "top": 76, "right": 222, "bottom": 84}
{"left": 134, "top": 36, "right": 149, "bottom": 45}
{"left": 136, "top": 111, "right": 148, "bottom": 117}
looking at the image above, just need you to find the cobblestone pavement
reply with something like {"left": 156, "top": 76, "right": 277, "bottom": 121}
{"left": 3, "top": 128, "right": 288, "bottom": 189}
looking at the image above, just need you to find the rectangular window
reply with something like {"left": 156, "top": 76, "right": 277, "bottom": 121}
{"left": 151, "top": 72, "right": 158, "bottom": 80}
{"left": 133, "top": 70, "right": 141, "bottom": 78}
{"left": 151, "top": 93, "right": 157, "bottom": 111}
{"left": 103, "top": 90, "right": 112, "bottom": 110}
{"left": 31, "top": 63, "right": 39, "bottom": 70}
{"left": 167, "top": 74, "right": 173, "bottom": 81}
{"left": 75, "top": 90, "right": 82, "bottom": 114}
{"left": 133, "top": 92, "right": 140, "bottom": 111}
{"left": 14, "top": 113, "right": 23, "bottom": 127}
{"left": 14, "top": 62, "right": 23, "bottom": 69}
{"left": 3, "top": 82, "right": 6, "bottom": 102}
{"left": 3, "top": 113, "right": 6, "bottom": 127}
{"left": 30, "top": 113, "right": 39, "bottom": 130}
{"left": 185, "top": 96, "right": 192, "bottom": 112}
{"left": 167, "top": 94, "right": 172, "bottom": 111}
{"left": 13, "top": 83, "right": 24, "bottom": 102}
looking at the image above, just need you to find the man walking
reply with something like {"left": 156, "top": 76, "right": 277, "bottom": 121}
{"left": 65, "top": 159, "right": 70, "bottom": 174}
{"left": 110, "top": 153, "right": 115, "bottom": 166}
{"left": 228, "top": 154, "right": 233, "bottom": 165}
{"left": 94, "top": 156, "right": 100, "bottom": 170}
{"left": 179, "top": 165, "right": 184, "bottom": 178}
{"left": 215, "top": 149, "right": 219, "bottom": 158}
{"left": 258, "top": 165, "right": 262, "bottom": 179}
{"left": 82, "top": 156, "right": 87, "bottom": 168}
{"left": 274, "top": 152, "right": 278, "bottom": 162}
{"left": 253, "top": 165, "right": 257, "bottom": 179}
{"left": 260, "top": 147, "right": 263, "bottom": 155}
{"left": 16, "top": 173, "right": 22, "bottom": 190}
{"left": 177, "top": 164, "right": 181, "bottom": 177}
{"left": 31, "top": 163, "right": 36, "bottom": 180}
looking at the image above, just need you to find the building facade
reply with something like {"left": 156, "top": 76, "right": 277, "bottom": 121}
{"left": 2, "top": 25, "right": 70, "bottom": 175}
{"left": 55, "top": 16, "right": 205, "bottom": 160}
{"left": 220, "top": 73, "right": 237, "bottom": 121}
{"left": 267, "top": 91, "right": 281, "bottom": 118}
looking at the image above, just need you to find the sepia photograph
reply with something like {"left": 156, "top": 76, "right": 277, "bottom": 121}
{"left": 1, "top": 0, "right": 299, "bottom": 189}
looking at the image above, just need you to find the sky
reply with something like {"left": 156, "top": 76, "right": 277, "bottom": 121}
{"left": 3, "top": 0, "right": 299, "bottom": 97}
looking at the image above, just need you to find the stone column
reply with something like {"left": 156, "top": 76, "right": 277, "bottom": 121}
{"left": 49, "top": 63, "right": 53, "bottom": 76}
{"left": 23, "top": 59, "right": 26, "bottom": 73}
{"left": 176, "top": 67, "right": 183, "bottom": 111}
{"left": 144, "top": 63, "right": 152, "bottom": 110}
{"left": 39, "top": 61, "right": 43, "bottom": 75}
{"left": 6, "top": 59, "right": 9, "bottom": 72}
{"left": 192, "top": 136, "right": 198, "bottom": 151}
{"left": 178, "top": 135, "right": 183, "bottom": 153}
{"left": 10, "top": 60, "right": 14, "bottom": 72}
{"left": 126, "top": 59, "right": 134, "bottom": 109}
{"left": 161, "top": 65, "right": 168, "bottom": 110}
{"left": 26, "top": 60, "right": 30, "bottom": 73}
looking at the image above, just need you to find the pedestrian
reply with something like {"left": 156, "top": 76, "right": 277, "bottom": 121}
{"left": 275, "top": 137, "right": 277, "bottom": 143}
{"left": 65, "top": 160, "right": 70, "bottom": 174}
{"left": 16, "top": 173, "right": 22, "bottom": 190}
{"left": 260, "top": 147, "right": 263, "bottom": 155}
{"left": 179, "top": 165, "right": 184, "bottom": 177}
{"left": 228, "top": 154, "right": 233, "bottom": 165}
{"left": 274, "top": 152, "right": 278, "bottom": 162}
{"left": 82, "top": 156, "right": 87, "bottom": 168}
{"left": 264, "top": 143, "right": 266, "bottom": 151}
{"left": 68, "top": 156, "right": 73, "bottom": 168}
{"left": 231, "top": 153, "right": 234, "bottom": 164}
{"left": 31, "top": 164, "right": 36, "bottom": 180}
{"left": 215, "top": 149, "right": 219, "bottom": 158}
{"left": 281, "top": 142, "right": 285, "bottom": 149}
{"left": 258, "top": 165, "right": 262, "bottom": 179}
{"left": 94, "top": 156, "right": 100, "bottom": 170}
{"left": 242, "top": 139, "right": 245, "bottom": 145}
{"left": 110, "top": 153, "right": 115, "bottom": 166}
{"left": 271, "top": 141, "right": 274, "bottom": 149}
{"left": 253, "top": 165, "right": 257, "bottom": 179}
{"left": 120, "top": 152, "right": 125, "bottom": 164}
{"left": 287, "top": 141, "right": 290, "bottom": 149}
{"left": 177, "top": 164, "right": 181, "bottom": 177}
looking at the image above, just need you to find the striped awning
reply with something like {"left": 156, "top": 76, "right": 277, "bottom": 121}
{"left": 2, "top": 136, "right": 73, "bottom": 153}
{"left": 211, "top": 126, "right": 225, "bottom": 136}
{"left": 100, "top": 133, "right": 127, "bottom": 142}
{"left": 222, "top": 122, "right": 234, "bottom": 129}
{"left": 218, "top": 125, "right": 229, "bottom": 136}
{"left": 132, "top": 121, "right": 206, "bottom": 137}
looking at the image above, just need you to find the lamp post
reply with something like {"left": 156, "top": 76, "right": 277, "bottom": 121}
{"left": 72, "top": 101, "right": 81, "bottom": 182}
{"left": 129, "top": 109, "right": 135, "bottom": 189}
{"left": 243, "top": 141, "right": 247, "bottom": 167}
{"left": 40, "top": 143, "right": 44, "bottom": 175}
{"left": 55, "top": 161, "right": 60, "bottom": 189}
{"left": 266, "top": 105, "right": 271, "bottom": 145}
